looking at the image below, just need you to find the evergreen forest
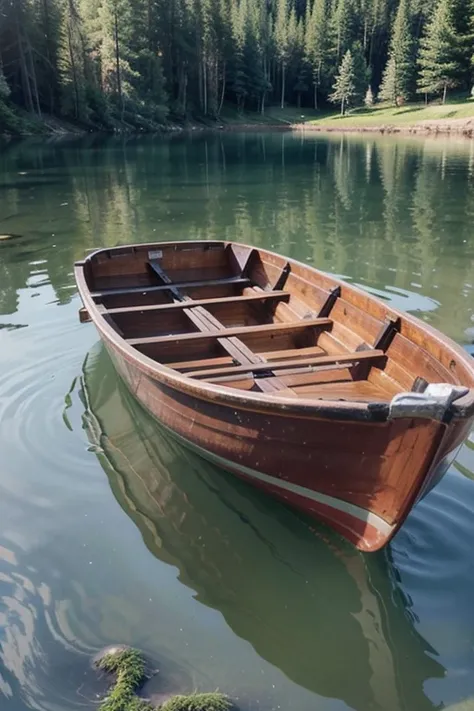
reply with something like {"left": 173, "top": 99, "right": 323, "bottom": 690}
{"left": 0, "top": 0, "right": 473, "bottom": 131}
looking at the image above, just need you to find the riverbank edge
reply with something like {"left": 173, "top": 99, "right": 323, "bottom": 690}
{"left": 2, "top": 114, "right": 474, "bottom": 139}
{"left": 290, "top": 117, "right": 474, "bottom": 137}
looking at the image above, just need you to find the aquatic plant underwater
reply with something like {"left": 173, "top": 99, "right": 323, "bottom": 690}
{"left": 95, "top": 647, "right": 232, "bottom": 711}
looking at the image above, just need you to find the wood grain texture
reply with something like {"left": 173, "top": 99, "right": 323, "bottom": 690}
{"left": 74, "top": 240, "right": 474, "bottom": 552}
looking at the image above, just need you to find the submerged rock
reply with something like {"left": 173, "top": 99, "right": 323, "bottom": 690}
{"left": 93, "top": 644, "right": 133, "bottom": 667}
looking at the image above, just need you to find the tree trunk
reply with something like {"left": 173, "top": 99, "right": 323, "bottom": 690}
{"left": 442, "top": 82, "right": 447, "bottom": 105}
{"left": 212, "top": 56, "right": 218, "bottom": 115}
{"left": 26, "top": 40, "right": 41, "bottom": 117}
{"left": 183, "top": 70, "right": 187, "bottom": 114}
{"left": 113, "top": 6, "right": 123, "bottom": 119}
{"left": 18, "top": 43, "right": 34, "bottom": 112}
{"left": 341, "top": 96, "right": 345, "bottom": 116}
{"left": 67, "top": 21, "right": 80, "bottom": 118}
{"left": 280, "top": 63, "right": 285, "bottom": 109}
{"left": 41, "top": 0, "right": 55, "bottom": 113}
{"left": 218, "top": 62, "right": 226, "bottom": 116}
{"left": 203, "top": 58, "right": 207, "bottom": 115}
{"left": 297, "top": 92, "right": 301, "bottom": 109}
{"left": 314, "top": 84, "right": 318, "bottom": 110}
{"left": 198, "top": 55, "right": 203, "bottom": 111}
{"left": 147, "top": 0, "right": 153, "bottom": 51}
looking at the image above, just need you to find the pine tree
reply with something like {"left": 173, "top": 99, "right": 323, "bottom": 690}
{"left": 417, "top": 0, "right": 461, "bottom": 103}
{"left": 229, "top": 0, "right": 248, "bottom": 111}
{"left": 0, "top": 58, "right": 10, "bottom": 98}
{"left": 351, "top": 41, "right": 369, "bottom": 104}
{"left": 1, "top": 0, "right": 42, "bottom": 116}
{"left": 379, "top": 0, "right": 414, "bottom": 105}
{"left": 304, "top": 0, "right": 329, "bottom": 108}
{"left": 365, "top": 84, "right": 374, "bottom": 106}
{"left": 33, "top": 0, "right": 62, "bottom": 114}
{"left": 331, "top": 0, "right": 354, "bottom": 63}
{"left": 131, "top": 0, "right": 168, "bottom": 118}
{"left": 330, "top": 49, "right": 356, "bottom": 115}
{"left": 97, "top": 0, "right": 137, "bottom": 118}
{"left": 1, "top": 0, "right": 473, "bottom": 126}
{"left": 292, "top": 18, "right": 309, "bottom": 108}
{"left": 59, "top": 0, "right": 89, "bottom": 120}
{"left": 275, "top": 0, "right": 290, "bottom": 108}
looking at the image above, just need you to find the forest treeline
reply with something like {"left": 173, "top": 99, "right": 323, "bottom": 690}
{"left": 0, "top": 0, "right": 473, "bottom": 132}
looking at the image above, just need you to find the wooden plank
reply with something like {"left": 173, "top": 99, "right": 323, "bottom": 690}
{"left": 105, "top": 291, "right": 290, "bottom": 315}
{"left": 142, "top": 260, "right": 296, "bottom": 397}
{"left": 127, "top": 318, "right": 332, "bottom": 347}
{"left": 181, "top": 302, "right": 297, "bottom": 397}
{"left": 271, "top": 262, "right": 291, "bottom": 291}
{"left": 186, "top": 349, "right": 386, "bottom": 380}
{"left": 207, "top": 363, "right": 351, "bottom": 386}
{"left": 79, "top": 307, "right": 90, "bottom": 323}
{"left": 202, "top": 366, "right": 354, "bottom": 392}
{"left": 318, "top": 286, "right": 341, "bottom": 318}
{"left": 148, "top": 259, "right": 184, "bottom": 301}
{"left": 90, "top": 276, "right": 251, "bottom": 299}
{"left": 373, "top": 316, "right": 401, "bottom": 351}
{"left": 167, "top": 346, "right": 325, "bottom": 372}
{"left": 96, "top": 303, "right": 124, "bottom": 337}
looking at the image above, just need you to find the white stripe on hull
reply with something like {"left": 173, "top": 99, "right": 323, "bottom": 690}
{"left": 161, "top": 423, "right": 395, "bottom": 538}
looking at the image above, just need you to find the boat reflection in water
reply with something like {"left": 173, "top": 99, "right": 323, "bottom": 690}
{"left": 82, "top": 343, "right": 444, "bottom": 711}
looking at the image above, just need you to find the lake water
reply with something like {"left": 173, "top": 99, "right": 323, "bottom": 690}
{"left": 1, "top": 131, "right": 474, "bottom": 711}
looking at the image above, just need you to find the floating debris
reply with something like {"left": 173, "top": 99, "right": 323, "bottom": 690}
{"left": 0, "top": 233, "right": 21, "bottom": 242}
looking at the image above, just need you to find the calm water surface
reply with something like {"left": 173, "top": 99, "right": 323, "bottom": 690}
{"left": 1, "top": 132, "right": 474, "bottom": 711}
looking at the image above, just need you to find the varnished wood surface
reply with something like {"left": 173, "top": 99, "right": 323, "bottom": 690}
{"left": 74, "top": 240, "right": 474, "bottom": 551}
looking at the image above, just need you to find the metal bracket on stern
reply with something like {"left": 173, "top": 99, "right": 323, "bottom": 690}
{"left": 389, "top": 383, "right": 469, "bottom": 422}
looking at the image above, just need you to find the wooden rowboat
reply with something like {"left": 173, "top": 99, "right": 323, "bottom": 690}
{"left": 74, "top": 240, "right": 474, "bottom": 552}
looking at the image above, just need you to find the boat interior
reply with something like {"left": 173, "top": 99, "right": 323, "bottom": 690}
{"left": 81, "top": 241, "right": 463, "bottom": 403}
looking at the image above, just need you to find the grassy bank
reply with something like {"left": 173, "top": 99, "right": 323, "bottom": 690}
{"left": 3, "top": 98, "right": 474, "bottom": 138}
{"left": 292, "top": 98, "right": 474, "bottom": 134}
{"left": 214, "top": 99, "right": 474, "bottom": 135}
{"left": 220, "top": 98, "right": 474, "bottom": 134}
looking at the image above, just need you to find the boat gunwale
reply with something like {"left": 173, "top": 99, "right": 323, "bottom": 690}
{"left": 74, "top": 240, "right": 474, "bottom": 424}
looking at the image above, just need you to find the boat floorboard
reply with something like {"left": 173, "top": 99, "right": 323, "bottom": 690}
{"left": 88, "top": 253, "right": 395, "bottom": 402}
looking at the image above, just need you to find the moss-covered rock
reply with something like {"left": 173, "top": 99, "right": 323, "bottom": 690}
{"left": 95, "top": 646, "right": 152, "bottom": 711}
{"left": 161, "top": 692, "right": 232, "bottom": 711}
{"left": 94, "top": 647, "right": 233, "bottom": 711}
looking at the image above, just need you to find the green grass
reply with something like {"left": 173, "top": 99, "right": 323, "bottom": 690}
{"left": 219, "top": 104, "right": 320, "bottom": 125}
{"left": 218, "top": 97, "right": 474, "bottom": 129}
{"left": 96, "top": 648, "right": 152, "bottom": 711}
{"left": 95, "top": 647, "right": 232, "bottom": 711}
{"left": 161, "top": 693, "right": 232, "bottom": 711}
{"left": 302, "top": 97, "right": 474, "bottom": 128}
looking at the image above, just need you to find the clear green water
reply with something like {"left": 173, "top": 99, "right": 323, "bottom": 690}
{"left": 1, "top": 132, "right": 474, "bottom": 711}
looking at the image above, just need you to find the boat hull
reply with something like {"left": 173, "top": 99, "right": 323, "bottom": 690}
{"left": 103, "top": 337, "right": 469, "bottom": 552}
{"left": 74, "top": 240, "right": 474, "bottom": 552}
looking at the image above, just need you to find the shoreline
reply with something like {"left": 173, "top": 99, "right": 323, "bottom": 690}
{"left": 2, "top": 116, "right": 474, "bottom": 140}
{"left": 291, "top": 116, "right": 474, "bottom": 137}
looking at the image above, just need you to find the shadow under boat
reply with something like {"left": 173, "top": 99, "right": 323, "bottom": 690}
{"left": 80, "top": 343, "right": 444, "bottom": 711}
